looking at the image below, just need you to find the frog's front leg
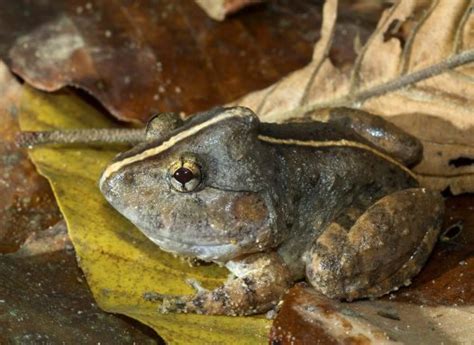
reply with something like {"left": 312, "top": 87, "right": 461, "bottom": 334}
{"left": 158, "top": 252, "right": 292, "bottom": 316}
{"left": 306, "top": 188, "right": 444, "bottom": 301}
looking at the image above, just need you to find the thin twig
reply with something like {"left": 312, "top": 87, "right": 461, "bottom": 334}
{"left": 19, "top": 50, "right": 474, "bottom": 145}
{"left": 274, "top": 49, "right": 474, "bottom": 120}
{"left": 17, "top": 128, "right": 145, "bottom": 147}
{"left": 352, "top": 49, "right": 474, "bottom": 102}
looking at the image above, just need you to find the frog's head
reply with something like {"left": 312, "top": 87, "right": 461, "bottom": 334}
{"left": 100, "top": 107, "right": 283, "bottom": 263}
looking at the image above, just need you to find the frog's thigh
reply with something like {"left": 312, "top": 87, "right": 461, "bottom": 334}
{"left": 305, "top": 188, "right": 444, "bottom": 300}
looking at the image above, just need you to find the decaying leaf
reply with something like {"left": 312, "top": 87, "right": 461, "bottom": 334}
{"left": 0, "top": 62, "right": 159, "bottom": 343}
{"left": 10, "top": 0, "right": 474, "bottom": 343}
{"left": 13, "top": 220, "right": 72, "bottom": 257}
{"left": 271, "top": 194, "right": 474, "bottom": 344}
{"left": 0, "top": 62, "right": 62, "bottom": 253}
{"left": 18, "top": 86, "right": 270, "bottom": 344}
{"left": 195, "top": 0, "right": 263, "bottom": 21}
{"left": 0, "top": 221, "right": 159, "bottom": 344}
{"left": 0, "top": 0, "right": 322, "bottom": 123}
{"left": 234, "top": 0, "right": 474, "bottom": 194}
{"left": 270, "top": 284, "right": 474, "bottom": 345}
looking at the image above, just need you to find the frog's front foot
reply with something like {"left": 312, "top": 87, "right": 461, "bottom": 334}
{"left": 145, "top": 291, "right": 205, "bottom": 314}
{"left": 159, "top": 294, "right": 197, "bottom": 314}
{"left": 150, "top": 253, "right": 292, "bottom": 316}
{"left": 144, "top": 278, "right": 208, "bottom": 314}
{"left": 306, "top": 188, "right": 444, "bottom": 300}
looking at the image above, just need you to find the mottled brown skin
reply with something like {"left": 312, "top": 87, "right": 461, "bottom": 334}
{"left": 99, "top": 107, "right": 444, "bottom": 316}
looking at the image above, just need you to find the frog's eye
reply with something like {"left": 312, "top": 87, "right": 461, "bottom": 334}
{"left": 168, "top": 158, "right": 202, "bottom": 192}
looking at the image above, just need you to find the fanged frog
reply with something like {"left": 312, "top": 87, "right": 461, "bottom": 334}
{"left": 99, "top": 106, "right": 444, "bottom": 316}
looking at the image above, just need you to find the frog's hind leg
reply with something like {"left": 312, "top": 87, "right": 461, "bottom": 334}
{"left": 305, "top": 188, "right": 444, "bottom": 301}
{"left": 325, "top": 108, "right": 423, "bottom": 167}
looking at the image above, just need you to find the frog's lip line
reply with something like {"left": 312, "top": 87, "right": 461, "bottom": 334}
{"left": 99, "top": 107, "right": 251, "bottom": 186}
{"left": 148, "top": 232, "right": 242, "bottom": 249}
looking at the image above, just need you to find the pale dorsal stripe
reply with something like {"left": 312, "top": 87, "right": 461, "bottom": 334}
{"left": 100, "top": 109, "right": 248, "bottom": 184}
{"left": 101, "top": 111, "right": 416, "bottom": 186}
{"left": 258, "top": 135, "right": 417, "bottom": 180}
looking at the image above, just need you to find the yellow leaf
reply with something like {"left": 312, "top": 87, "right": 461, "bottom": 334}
{"left": 18, "top": 86, "right": 270, "bottom": 344}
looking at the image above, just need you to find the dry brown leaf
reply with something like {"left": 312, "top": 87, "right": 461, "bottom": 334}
{"left": 234, "top": 0, "right": 474, "bottom": 194}
{"left": 0, "top": 62, "right": 62, "bottom": 253}
{"left": 0, "top": 0, "right": 322, "bottom": 123}
{"left": 0, "top": 63, "right": 159, "bottom": 342}
{"left": 270, "top": 285, "right": 474, "bottom": 345}
{"left": 195, "top": 0, "right": 264, "bottom": 21}
{"left": 13, "top": 220, "right": 72, "bottom": 257}
{"left": 0, "top": 231, "right": 159, "bottom": 344}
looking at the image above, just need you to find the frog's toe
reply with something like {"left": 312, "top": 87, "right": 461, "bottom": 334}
{"left": 143, "top": 291, "right": 193, "bottom": 313}
{"left": 185, "top": 278, "right": 208, "bottom": 293}
{"left": 306, "top": 188, "right": 444, "bottom": 300}
{"left": 159, "top": 295, "right": 192, "bottom": 314}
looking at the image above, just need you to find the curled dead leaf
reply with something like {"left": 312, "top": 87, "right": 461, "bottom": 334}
{"left": 271, "top": 284, "right": 474, "bottom": 345}
{"left": 0, "top": 0, "right": 322, "bottom": 123}
{"left": 0, "top": 62, "right": 62, "bottom": 253}
{"left": 234, "top": 0, "right": 474, "bottom": 194}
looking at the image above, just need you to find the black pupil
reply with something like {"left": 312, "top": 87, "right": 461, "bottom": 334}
{"left": 173, "top": 167, "right": 194, "bottom": 185}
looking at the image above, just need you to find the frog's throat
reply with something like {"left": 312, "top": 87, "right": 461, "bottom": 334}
{"left": 257, "top": 135, "right": 417, "bottom": 180}
{"left": 99, "top": 108, "right": 249, "bottom": 186}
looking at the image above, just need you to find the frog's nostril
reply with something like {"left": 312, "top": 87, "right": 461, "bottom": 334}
{"left": 121, "top": 170, "right": 135, "bottom": 185}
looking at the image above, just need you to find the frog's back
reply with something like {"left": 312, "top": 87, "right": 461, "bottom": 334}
{"left": 258, "top": 112, "right": 422, "bottom": 168}
{"left": 257, "top": 120, "right": 420, "bottom": 278}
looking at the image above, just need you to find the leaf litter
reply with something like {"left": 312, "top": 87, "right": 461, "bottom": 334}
{"left": 234, "top": 0, "right": 474, "bottom": 194}
{"left": 14, "top": 0, "right": 474, "bottom": 343}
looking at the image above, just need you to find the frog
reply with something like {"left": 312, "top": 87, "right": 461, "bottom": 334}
{"left": 99, "top": 106, "right": 444, "bottom": 316}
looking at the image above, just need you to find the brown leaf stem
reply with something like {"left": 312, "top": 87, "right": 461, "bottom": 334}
{"left": 19, "top": 49, "right": 474, "bottom": 148}
{"left": 279, "top": 49, "right": 474, "bottom": 119}
{"left": 17, "top": 128, "right": 145, "bottom": 147}
{"left": 352, "top": 49, "right": 474, "bottom": 103}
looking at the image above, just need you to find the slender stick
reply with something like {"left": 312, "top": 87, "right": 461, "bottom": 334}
{"left": 352, "top": 49, "right": 474, "bottom": 102}
{"left": 17, "top": 128, "right": 145, "bottom": 147}
{"left": 277, "top": 49, "right": 474, "bottom": 119}
{"left": 19, "top": 50, "right": 474, "bottom": 147}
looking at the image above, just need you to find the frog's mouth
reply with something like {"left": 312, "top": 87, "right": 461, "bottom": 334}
{"left": 143, "top": 232, "right": 252, "bottom": 263}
